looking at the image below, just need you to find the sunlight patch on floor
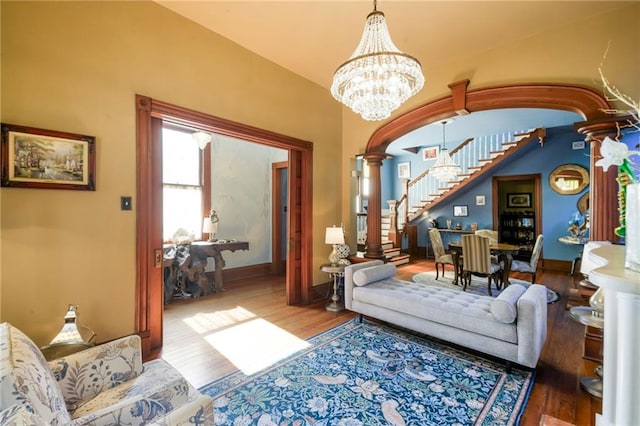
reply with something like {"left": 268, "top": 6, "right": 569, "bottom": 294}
{"left": 204, "top": 318, "right": 310, "bottom": 375}
{"left": 182, "top": 306, "right": 256, "bottom": 334}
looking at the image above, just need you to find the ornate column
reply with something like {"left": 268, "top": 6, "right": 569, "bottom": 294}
{"left": 575, "top": 118, "right": 624, "bottom": 242}
{"left": 364, "top": 153, "right": 386, "bottom": 259}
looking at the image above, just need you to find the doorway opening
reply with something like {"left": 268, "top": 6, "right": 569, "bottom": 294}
{"left": 492, "top": 174, "right": 542, "bottom": 262}
{"left": 135, "top": 95, "right": 313, "bottom": 355}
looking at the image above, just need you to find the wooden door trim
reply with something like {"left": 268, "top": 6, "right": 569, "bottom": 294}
{"left": 272, "top": 161, "right": 288, "bottom": 275}
{"left": 361, "top": 81, "right": 620, "bottom": 251}
{"left": 135, "top": 95, "right": 313, "bottom": 355}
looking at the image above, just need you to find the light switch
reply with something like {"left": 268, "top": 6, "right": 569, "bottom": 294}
{"left": 121, "top": 196, "right": 132, "bottom": 211}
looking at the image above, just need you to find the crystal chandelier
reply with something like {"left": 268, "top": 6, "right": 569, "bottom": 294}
{"left": 330, "top": 1, "right": 424, "bottom": 121}
{"left": 430, "top": 120, "right": 461, "bottom": 182}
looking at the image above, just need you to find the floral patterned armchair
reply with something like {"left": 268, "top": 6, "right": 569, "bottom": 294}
{"left": 0, "top": 322, "right": 214, "bottom": 425}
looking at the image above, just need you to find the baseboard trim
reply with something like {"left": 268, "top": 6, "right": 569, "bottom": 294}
{"left": 205, "top": 262, "right": 273, "bottom": 285}
{"left": 543, "top": 259, "right": 573, "bottom": 273}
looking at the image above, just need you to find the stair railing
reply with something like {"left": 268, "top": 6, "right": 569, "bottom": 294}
{"left": 398, "top": 129, "right": 533, "bottom": 226}
{"left": 374, "top": 128, "right": 544, "bottom": 254}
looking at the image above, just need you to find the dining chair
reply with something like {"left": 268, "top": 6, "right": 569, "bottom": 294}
{"left": 428, "top": 228, "right": 454, "bottom": 280}
{"left": 475, "top": 229, "right": 498, "bottom": 263}
{"left": 461, "top": 234, "right": 503, "bottom": 296}
{"left": 510, "top": 234, "right": 544, "bottom": 283}
{"left": 475, "top": 229, "right": 498, "bottom": 245}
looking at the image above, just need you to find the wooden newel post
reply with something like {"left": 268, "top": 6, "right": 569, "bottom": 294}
{"left": 387, "top": 200, "right": 398, "bottom": 248}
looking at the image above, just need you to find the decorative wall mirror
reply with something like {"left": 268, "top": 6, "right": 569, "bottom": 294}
{"left": 549, "top": 164, "right": 589, "bottom": 195}
{"left": 578, "top": 191, "right": 590, "bottom": 214}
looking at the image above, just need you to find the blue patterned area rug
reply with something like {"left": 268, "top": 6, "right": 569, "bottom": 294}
{"left": 200, "top": 318, "right": 534, "bottom": 425}
{"left": 412, "top": 272, "right": 560, "bottom": 304}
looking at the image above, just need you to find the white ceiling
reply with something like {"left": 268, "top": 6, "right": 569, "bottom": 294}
{"left": 156, "top": 1, "right": 627, "bottom": 153}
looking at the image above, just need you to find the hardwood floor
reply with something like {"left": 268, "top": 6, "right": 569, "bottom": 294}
{"left": 156, "top": 257, "right": 602, "bottom": 426}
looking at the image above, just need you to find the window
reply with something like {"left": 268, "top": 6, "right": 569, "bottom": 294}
{"left": 162, "top": 127, "right": 204, "bottom": 242}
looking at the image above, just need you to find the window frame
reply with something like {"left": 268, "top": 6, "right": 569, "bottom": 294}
{"left": 161, "top": 123, "right": 211, "bottom": 243}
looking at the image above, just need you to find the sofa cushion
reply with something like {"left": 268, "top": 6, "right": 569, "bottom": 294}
{"left": 70, "top": 359, "right": 191, "bottom": 425}
{"left": 491, "top": 284, "right": 527, "bottom": 323}
{"left": 353, "top": 264, "right": 397, "bottom": 286}
{"left": 0, "top": 323, "right": 71, "bottom": 425}
{"left": 352, "top": 280, "right": 518, "bottom": 343}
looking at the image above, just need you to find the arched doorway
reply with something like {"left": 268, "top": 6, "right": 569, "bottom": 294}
{"left": 362, "top": 80, "right": 620, "bottom": 258}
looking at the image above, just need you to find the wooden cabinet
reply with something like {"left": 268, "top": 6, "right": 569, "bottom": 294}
{"left": 499, "top": 211, "right": 535, "bottom": 260}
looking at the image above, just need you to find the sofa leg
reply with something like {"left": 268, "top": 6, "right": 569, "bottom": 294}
{"left": 357, "top": 314, "right": 363, "bottom": 324}
{"left": 505, "top": 361, "right": 513, "bottom": 374}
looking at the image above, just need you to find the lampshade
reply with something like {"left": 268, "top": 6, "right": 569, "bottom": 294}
{"left": 330, "top": 1, "right": 424, "bottom": 121}
{"left": 430, "top": 120, "right": 461, "bottom": 182}
{"left": 192, "top": 131, "right": 212, "bottom": 149}
{"left": 325, "top": 226, "right": 345, "bottom": 245}
{"left": 49, "top": 304, "right": 95, "bottom": 345}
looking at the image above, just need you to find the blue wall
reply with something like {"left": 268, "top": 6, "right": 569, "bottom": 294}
{"left": 384, "top": 125, "right": 591, "bottom": 261}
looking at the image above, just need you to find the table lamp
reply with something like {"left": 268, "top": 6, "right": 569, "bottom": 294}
{"left": 202, "top": 217, "right": 218, "bottom": 242}
{"left": 49, "top": 304, "right": 96, "bottom": 346}
{"left": 325, "top": 226, "right": 345, "bottom": 266}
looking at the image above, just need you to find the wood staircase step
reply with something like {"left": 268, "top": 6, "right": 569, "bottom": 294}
{"left": 389, "top": 253, "right": 410, "bottom": 266}
{"left": 384, "top": 247, "right": 401, "bottom": 257}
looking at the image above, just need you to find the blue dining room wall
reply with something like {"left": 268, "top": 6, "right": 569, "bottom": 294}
{"left": 384, "top": 125, "right": 591, "bottom": 262}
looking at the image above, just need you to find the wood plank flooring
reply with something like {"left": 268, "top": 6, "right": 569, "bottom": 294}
{"left": 156, "top": 257, "right": 602, "bottom": 426}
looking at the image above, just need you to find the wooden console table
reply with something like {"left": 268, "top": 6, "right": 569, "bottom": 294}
{"left": 163, "top": 240, "right": 249, "bottom": 302}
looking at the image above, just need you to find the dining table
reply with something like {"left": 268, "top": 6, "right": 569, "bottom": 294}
{"left": 447, "top": 241, "right": 520, "bottom": 288}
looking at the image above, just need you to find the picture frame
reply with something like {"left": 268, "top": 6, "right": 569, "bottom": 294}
{"left": 422, "top": 146, "right": 439, "bottom": 161}
{"left": 397, "top": 162, "right": 411, "bottom": 179}
{"left": 1, "top": 123, "right": 95, "bottom": 190}
{"left": 453, "top": 205, "right": 468, "bottom": 217}
{"left": 507, "top": 192, "right": 531, "bottom": 208}
{"left": 476, "top": 195, "right": 486, "bottom": 206}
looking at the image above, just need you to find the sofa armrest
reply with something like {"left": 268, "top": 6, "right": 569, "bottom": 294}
{"left": 516, "top": 284, "right": 548, "bottom": 368}
{"left": 0, "top": 404, "right": 49, "bottom": 426}
{"left": 343, "top": 260, "right": 384, "bottom": 310}
{"left": 48, "top": 335, "right": 144, "bottom": 410}
{"left": 147, "top": 393, "right": 215, "bottom": 426}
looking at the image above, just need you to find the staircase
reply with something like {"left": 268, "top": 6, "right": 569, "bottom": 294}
{"left": 382, "top": 214, "right": 410, "bottom": 265}
{"left": 396, "top": 127, "right": 546, "bottom": 227}
{"left": 356, "top": 127, "right": 547, "bottom": 261}
{"left": 355, "top": 212, "right": 410, "bottom": 266}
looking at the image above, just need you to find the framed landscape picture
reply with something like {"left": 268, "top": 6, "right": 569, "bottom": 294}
{"left": 1, "top": 123, "right": 96, "bottom": 190}
{"left": 507, "top": 192, "right": 531, "bottom": 208}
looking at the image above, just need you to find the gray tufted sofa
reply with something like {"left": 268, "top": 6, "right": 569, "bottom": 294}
{"left": 344, "top": 260, "right": 548, "bottom": 368}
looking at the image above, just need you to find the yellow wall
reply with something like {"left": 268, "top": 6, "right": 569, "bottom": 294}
{"left": 2, "top": 1, "right": 639, "bottom": 345}
{"left": 341, "top": 4, "right": 640, "bottom": 243}
{"left": 0, "top": 1, "right": 342, "bottom": 344}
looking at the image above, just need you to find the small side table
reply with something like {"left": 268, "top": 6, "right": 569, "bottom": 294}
{"left": 569, "top": 306, "right": 604, "bottom": 398}
{"left": 321, "top": 264, "right": 345, "bottom": 312}
{"left": 558, "top": 236, "right": 585, "bottom": 275}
